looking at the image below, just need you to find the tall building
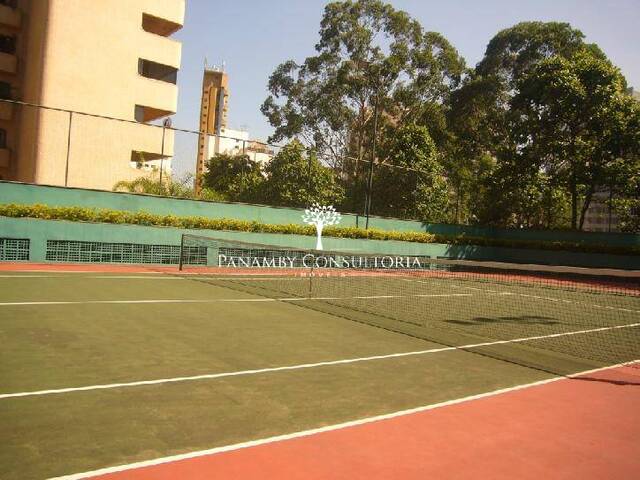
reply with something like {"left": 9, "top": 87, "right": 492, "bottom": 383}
{"left": 0, "top": 0, "right": 185, "bottom": 189}
{"left": 195, "top": 68, "right": 275, "bottom": 192}
{"left": 195, "top": 67, "right": 228, "bottom": 192}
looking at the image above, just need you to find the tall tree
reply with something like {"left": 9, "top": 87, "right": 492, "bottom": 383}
{"left": 260, "top": 141, "right": 345, "bottom": 208}
{"left": 448, "top": 21, "right": 610, "bottom": 228}
{"left": 373, "top": 125, "right": 449, "bottom": 222}
{"left": 261, "top": 0, "right": 464, "bottom": 173}
{"left": 512, "top": 50, "right": 639, "bottom": 229}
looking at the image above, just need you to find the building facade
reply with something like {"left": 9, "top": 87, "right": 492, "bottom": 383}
{"left": 0, "top": 0, "right": 185, "bottom": 190}
{"left": 195, "top": 68, "right": 228, "bottom": 193}
{"left": 206, "top": 127, "right": 274, "bottom": 165}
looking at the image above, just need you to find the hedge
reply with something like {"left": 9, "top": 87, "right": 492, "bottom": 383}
{"left": 0, "top": 203, "right": 638, "bottom": 256}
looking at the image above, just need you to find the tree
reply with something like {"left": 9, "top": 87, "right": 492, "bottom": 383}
{"left": 260, "top": 141, "right": 345, "bottom": 208}
{"left": 446, "top": 22, "right": 606, "bottom": 227}
{"left": 113, "top": 174, "right": 197, "bottom": 199}
{"left": 373, "top": 125, "right": 449, "bottom": 222}
{"left": 201, "top": 153, "right": 264, "bottom": 203}
{"left": 512, "top": 50, "right": 639, "bottom": 229}
{"left": 261, "top": 0, "right": 464, "bottom": 173}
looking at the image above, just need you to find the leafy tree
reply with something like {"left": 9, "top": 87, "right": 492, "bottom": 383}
{"left": 447, "top": 22, "right": 605, "bottom": 227}
{"left": 261, "top": 0, "right": 464, "bottom": 172}
{"left": 373, "top": 125, "right": 449, "bottom": 222}
{"left": 201, "top": 153, "right": 264, "bottom": 203}
{"left": 512, "top": 50, "right": 638, "bottom": 229}
{"left": 260, "top": 141, "right": 345, "bottom": 208}
{"left": 477, "top": 161, "right": 571, "bottom": 229}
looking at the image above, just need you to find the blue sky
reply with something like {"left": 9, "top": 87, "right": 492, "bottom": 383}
{"left": 171, "top": 0, "right": 639, "bottom": 174}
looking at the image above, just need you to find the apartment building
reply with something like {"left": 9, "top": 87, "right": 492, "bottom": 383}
{"left": 0, "top": 0, "right": 185, "bottom": 190}
{"left": 195, "top": 67, "right": 228, "bottom": 193}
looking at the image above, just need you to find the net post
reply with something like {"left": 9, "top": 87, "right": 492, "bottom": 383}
{"left": 308, "top": 261, "right": 314, "bottom": 298}
{"left": 178, "top": 233, "right": 185, "bottom": 271}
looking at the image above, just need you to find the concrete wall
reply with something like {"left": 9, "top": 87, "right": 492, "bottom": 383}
{"left": 1, "top": 181, "right": 639, "bottom": 249}
{"left": 2, "top": 215, "right": 639, "bottom": 270}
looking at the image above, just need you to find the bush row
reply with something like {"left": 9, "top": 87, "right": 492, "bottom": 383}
{"left": 0, "top": 203, "right": 637, "bottom": 256}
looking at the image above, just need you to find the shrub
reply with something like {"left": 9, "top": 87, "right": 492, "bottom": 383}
{"left": 0, "top": 203, "right": 637, "bottom": 256}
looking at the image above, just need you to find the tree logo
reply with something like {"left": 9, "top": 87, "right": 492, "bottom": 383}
{"left": 302, "top": 203, "right": 341, "bottom": 250}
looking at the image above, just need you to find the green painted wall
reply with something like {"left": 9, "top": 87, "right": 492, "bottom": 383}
{"left": 1, "top": 216, "right": 639, "bottom": 269}
{"left": 1, "top": 180, "right": 638, "bottom": 248}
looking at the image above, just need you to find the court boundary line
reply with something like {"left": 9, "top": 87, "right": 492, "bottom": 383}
{"left": 46, "top": 360, "right": 639, "bottom": 480}
{"left": 407, "top": 278, "right": 640, "bottom": 314}
{"left": 3, "top": 322, "right": 638, "bottom": 400}
{"left": 0, "top": 292, "right": 511, "bottom": 307}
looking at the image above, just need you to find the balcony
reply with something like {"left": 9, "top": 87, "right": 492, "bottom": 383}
{"left": 139, "top": 32, "right": 181, "bottom": 70}
{"left": 134, "top": 104, "right": 172, "bottom": 123}
{"left": 142, "top": 13, "right": 181, "bottom": 36}
{"left": 0, "top": 3, "right": 20, "bottom": 28}
{"left": 142, "top": 0, "right": 185, "bottom": 32}
{"left": 0, "top": 51, "right": 15, "bottom": 74}
{"left": 135, "top": 76, "right": 178, "bottom": 117}
{"left": 0, "top": 101, "right": 12, "bottom": 120}
{"left": 0, "top": 147, "right": 10, "bottom": 168}
{"left": 138, "top": 58, "right": 177, "bottom": 84}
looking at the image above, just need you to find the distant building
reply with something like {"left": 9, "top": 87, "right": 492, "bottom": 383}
{"left": 583, "top": 190, "right": 619, "bottom": 232}
{"left": 0, "top": 0, "right": 185, "bottom": 189}
{"left": 583, "top": 87, "right": 639, "bottom": 232}
{"left": 195, "top": 67, "right": 229, "bottom": 192}
{"left": 207, "top": 127, "right": 274, "bottom": 165}
{"left": 195, "top": 69, "right": 273, "bottom": 191}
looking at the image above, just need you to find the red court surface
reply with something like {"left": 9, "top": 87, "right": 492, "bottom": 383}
{"left": 70, "top": 364, "right": 640, "bottom": 480}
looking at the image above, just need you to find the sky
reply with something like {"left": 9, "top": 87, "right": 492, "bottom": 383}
{"left": 170, "top": 0, "right": 640, "bottom": 175}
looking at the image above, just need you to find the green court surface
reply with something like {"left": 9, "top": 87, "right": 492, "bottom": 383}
{"left": 0, "top": 271, "right": 638, "bottom": 479}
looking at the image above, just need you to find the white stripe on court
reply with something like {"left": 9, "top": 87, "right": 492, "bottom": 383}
{"left": 46, "top": 359, "right": 639, "bottom": 480}
{"left": 0, "top": 275, "right": 306, "bottom": 280}
{"left": 406, "top": 278, "right": 640, "bottom": 314}
{"left": 0, "top": 292, "right": 507, "bottom": 307}
{"left": 2, "top": 322, "right": 638, "bottom": 400}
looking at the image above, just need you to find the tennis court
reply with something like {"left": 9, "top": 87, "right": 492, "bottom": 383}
{"left": 1, "top": 239, "right": 639, "bottom": 479}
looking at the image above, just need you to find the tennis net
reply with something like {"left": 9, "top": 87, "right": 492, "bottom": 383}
{"left": 179, "top": 234, "right": 640, "bottom": 376}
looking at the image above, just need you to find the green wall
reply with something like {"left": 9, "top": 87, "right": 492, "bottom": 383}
{"left": 1, "top": 180, "right": 638, "bottom": 248}
{"left": 2, "top": 217, "right": 639, "bottom": 270}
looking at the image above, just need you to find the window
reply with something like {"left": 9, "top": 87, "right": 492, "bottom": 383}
{"left": 0, "top": 35, "right": 16, "bottom": 55}
{"left": 0, "top": 0, "right": 18, "bottom": 9}
{"left": 0, "top": 81, "right": 10, "bottom": 99}
{"left": 0, "top": 129, "right": 7, "bottom": 148}
{"left": 138, "top": 59, "right": 177, "bottom": 84}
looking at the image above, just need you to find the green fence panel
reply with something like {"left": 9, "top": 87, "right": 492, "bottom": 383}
{"left": 1, "top": 216, "right": 638, "bottom": 269}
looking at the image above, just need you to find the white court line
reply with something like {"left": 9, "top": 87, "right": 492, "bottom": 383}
{"left": 47, "top": 359, "right": 639, "bottom": 480}
{"left": 0, "top": 275, "right": 307, "bottom": 280}
{"left": 0, "top": 292, "right": 510, "bottom": 307}
{"left": 406, "top": 278, "right": 640, "bottom": 315}
{"left": 2, "top": 321, "right": 638, "bottom": 400}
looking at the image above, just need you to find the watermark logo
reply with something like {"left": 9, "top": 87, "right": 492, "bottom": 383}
{"left": 302, "top": 203, "right": 341, "bottom": 250}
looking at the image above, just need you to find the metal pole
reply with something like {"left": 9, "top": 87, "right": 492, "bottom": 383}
{"left": 64, "top": 111, "right": 72, "bottom": 186}
{"left": 160, "top": 124, "right": 166, "bottom": 187}
{"left": 160, "top": 118, "right": 171, "bottom": 188}
{"left": 608, "top": 187, "right": 613, "bottom": 232}
{"left": 307, "top": 151, "right": 313, "bottom": 206}
{"left": 178, "top": 234, "right": 185, "bottom": 271}
{"left": 364, "top": 94, "right": 379, "bottom": 230}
